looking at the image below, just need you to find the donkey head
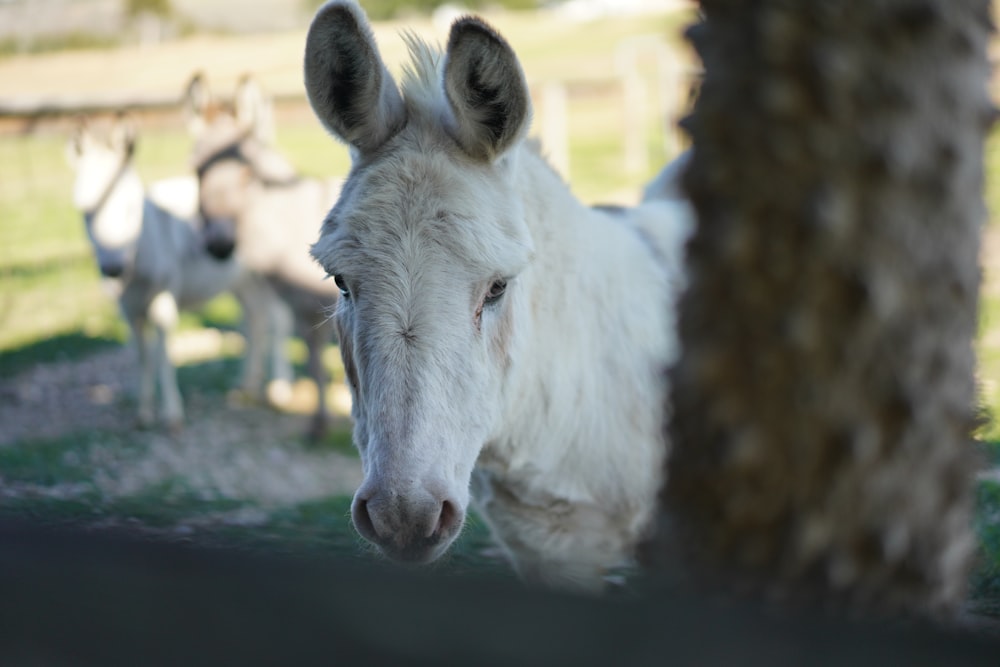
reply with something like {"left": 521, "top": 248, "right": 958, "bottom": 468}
{"left": 184, "top": 72, "right": 298, "bottom": 259}
{"left": 66, "top": 115, "right": 143, "bottom": 279}
{"left": 305, "top": 1, "right": 534, "bottom": 564}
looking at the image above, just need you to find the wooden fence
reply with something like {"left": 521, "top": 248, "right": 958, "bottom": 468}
{"left": 0, "top": 39, "right": 699, "bottom": 181}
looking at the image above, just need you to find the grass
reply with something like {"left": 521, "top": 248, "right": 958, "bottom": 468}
{"left": 0, "top": 32, "right": 122, "bottom": 59}
{"left": 0, "top": 432, "right": 103, "bottom": 486}
{"left": 176, "top": 355, "right": 247, "bottom": 396}
{"left": 987, "top": 129, "right": 1000, "bottom": 227}
{"left": 0, "top": 133, "right": 116, "bottom": 351}
{"left": 977, "top": 264, "right": 1000, "bottom": 459}
{"left": 972, "top": 475, "right": 1000, "bottom": 616}
{"left": 0, "top": 427, "right": 502, "bottom": 577}
{"left": 0, "top": 329, "right": 124, "bottom": 378}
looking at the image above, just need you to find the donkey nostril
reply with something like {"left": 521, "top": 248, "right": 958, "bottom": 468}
{"left": 352, "top": 497, "right": 377, "bottom": 540}
{"left": 433, "top": 499, "right": 459, "bottom": 538}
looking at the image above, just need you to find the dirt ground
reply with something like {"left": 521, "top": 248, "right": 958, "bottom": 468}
{"left": 0, "top": 331, "right": 363, "bottom": 506}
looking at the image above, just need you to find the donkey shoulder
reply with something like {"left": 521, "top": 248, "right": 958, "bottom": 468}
{"left": 147, "top": 176, "right": 199, "bottom": 220}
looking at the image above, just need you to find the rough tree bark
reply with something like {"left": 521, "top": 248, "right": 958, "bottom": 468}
{"left": 644, "top": 0, "right": 995, "bottom": 616}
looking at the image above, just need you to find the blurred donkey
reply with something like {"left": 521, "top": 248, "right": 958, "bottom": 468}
{"left": 184, "top": 73, "right": 343, "bottom": 439}
{"left": 66, "top": 114, "right": 278, "bottom": 431}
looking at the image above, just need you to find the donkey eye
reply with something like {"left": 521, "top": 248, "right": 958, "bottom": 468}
{"left": 333, "top": 274, "right": 350, "bottom": 298}
{"left": 484, "top": 279, "right": 507, "bottom": 306}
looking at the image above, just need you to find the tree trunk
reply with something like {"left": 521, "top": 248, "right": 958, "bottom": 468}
{"left": 645, "top": 0, "right": 995, "bottom": 616}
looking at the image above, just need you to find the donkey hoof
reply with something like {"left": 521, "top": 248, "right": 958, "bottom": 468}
{"left": 165, "top": 419, "right": 185, "bottom": 437}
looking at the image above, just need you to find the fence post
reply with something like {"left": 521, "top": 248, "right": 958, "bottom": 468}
{"left": 540, "top": 82, "right": 570, "bottom": 180}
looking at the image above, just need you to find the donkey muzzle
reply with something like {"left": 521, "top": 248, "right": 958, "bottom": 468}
{"left": 351, "top": 484, "right": 464, "bottom": 564}
{"left": 99, "top": 261, "right": 125, "bottom": 278}
{"left": 95, "top": 247, "right": 129, "bottom": 279}
{"left": 201, "top": 217, "right": 237, "bottom": 260}
{"left": 205, "top": 237, "right": 236, "bottom": 260}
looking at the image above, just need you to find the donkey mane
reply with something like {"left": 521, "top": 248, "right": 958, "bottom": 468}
{"left": 398, "top": 32, "right": 445, "bottom": 121}
{"left": 386, "top": 31, "right": 556, "bottom": 175}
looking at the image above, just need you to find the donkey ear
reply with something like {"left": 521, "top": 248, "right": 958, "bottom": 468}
{"left": 241, "top": 141, "right": 299, "bottom": 184}
{"left": 234, "top": 73, "right": 276, "bottom": 144}
{"left": 304, "top": 0, "right": 406, "bottom": 154}
{"left": 183, "top": 71, "right": 211, "bottom": 136}
{"left": 65, "top": 115, "right": 89, "bottom": 167}
{"left": 111, "top": 112, "right": 137, "bottom": 160}
{"left": 443, "top": 17, "right": 531, "bottom": 162}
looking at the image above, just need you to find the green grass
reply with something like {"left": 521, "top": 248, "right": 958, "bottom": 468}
{"left": 0, "top": 133, "right": 111, "bottom": 351}
{"left": 0, "top": 432, "right": 106, "bottom": 486}
{"left": 0, "top": 32, "right": 121, "bottom": 59}
{"left": 274, "top": 123, "right": 352, "bottom": 180}
{"left": 313, "top": 427, "right": 356, "bottom": 457}
{"left": 176, "top": 355, "right": 246, "bottom": 396}
{"left": 987, "top": 129, "right": 1000, "bottom": 227}
{"left": 0, "top": 328, "right": 124, "bottom": 378}
{"left": 0, "top": 428, "right": 501, "bottom": 577}
{"left": 0, "top": 134, "right": 87, "bottom": 264}
{"left": 978, "top": 293, "right": 1000, "bottom": 441}
{"left": 199, "top": 495, "right": 363, "bottom": 556}
{"left": 972, "top": 476, "right": 1000, "bottom": 616}
{"left": 180, "top": 291, "right": 243, "bottom": 331}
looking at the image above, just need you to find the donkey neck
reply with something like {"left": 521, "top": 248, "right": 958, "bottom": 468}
{"left": 234, "top": 177, "right": 334, "bottom": 292}
{"left": 88, "top": 165, "right": 145, "bottom": 246}
{"left": 86, "top": 155, "right": 139, "bottom": 218}
{"left": 485, "top": 143, "right": 675, "bottom": 508}
{"left": 511, "top": 146, "right": 613, "bottom": 279}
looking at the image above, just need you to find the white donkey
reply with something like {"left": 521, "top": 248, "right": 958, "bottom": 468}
{"left": 184, "top": 74, "right": 343, "bottom": 439}
{"left": 303, "top": 1, "right": 693, "bottom": 591}
{"left": 67, "top": 115, "right": 274, "bottom": 430}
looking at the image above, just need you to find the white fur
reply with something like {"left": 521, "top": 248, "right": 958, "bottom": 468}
{"left": 305, "top": 1, "right": 692, "bottom": 590}
{"left": 643, "top": 149, "right": 691, "bottom": 203}
{"left": 147, "top": 176, "right": 199, "bottom": 219}
{"left": 67, "top": 119, "right": 277, "bottom": 429}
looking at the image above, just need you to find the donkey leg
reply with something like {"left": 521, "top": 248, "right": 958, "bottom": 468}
{"left": 148, "top": 291, "right": 184, "bottom": 431}
{"left": 127, "top": 313, "right": 156, "bottom": 429}
{"left": 265, "top": 295, "right": 295, "bottom": 409}
{"left": 230, "top": 274, "right": 270, "bottom": 402}
{"left": 304, "top": 322, "right": 332, "bottom": 441}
